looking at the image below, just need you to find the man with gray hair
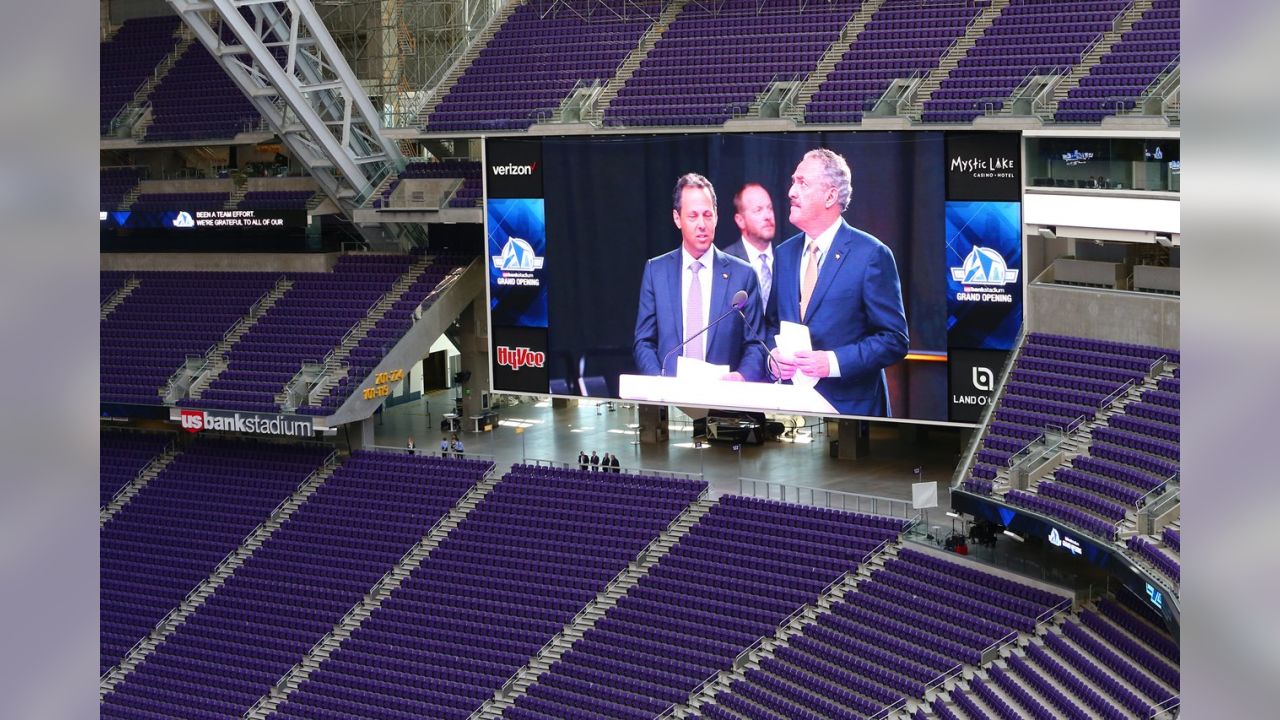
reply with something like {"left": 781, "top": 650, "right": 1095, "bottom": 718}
{"left": 633, "top": 173, "right": 767, "bottom": 381}
{"left": 764, "top": 149, "right": 909, "bottom": 417}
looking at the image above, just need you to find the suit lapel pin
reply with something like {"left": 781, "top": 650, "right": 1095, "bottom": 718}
{"left": 834, "top": 253, "right": 841, "bottom": 261}
{"left": 722, "top": 273, "right": 729, "bottom": 279}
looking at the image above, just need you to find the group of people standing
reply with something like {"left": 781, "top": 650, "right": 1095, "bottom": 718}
{"left": 632, "top": 148, "right": 909, "bottom": 418}
{"left": 578, "top": 450, "right": 620, "bottom": 473}
{"left": 406, "top": 434, "right": 465, "bottom": 457}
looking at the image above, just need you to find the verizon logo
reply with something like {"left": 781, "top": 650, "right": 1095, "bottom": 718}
{"left": 496, "top": 346, "right": 545, "bottom": 371}
{"left": 491, "top": 162, "right": 537, "bottom": 176}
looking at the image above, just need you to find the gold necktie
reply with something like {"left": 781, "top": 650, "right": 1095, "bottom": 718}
{"left": 799, "top": 243, "right": 820, "bottom": 321}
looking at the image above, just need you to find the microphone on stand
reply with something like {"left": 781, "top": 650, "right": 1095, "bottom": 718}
{"left": 733, "top": 296, "right": 782, "bottom": 383}
{"left": 661, "top": 290, "right": 750, "bottom": 377}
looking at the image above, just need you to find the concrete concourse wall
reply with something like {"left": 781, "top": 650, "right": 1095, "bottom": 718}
{"left": 1028, "top": 282, "right": 1180, "bottom": 349}
{"left": 101, "top": 252, "right": 339, "bottom": 273}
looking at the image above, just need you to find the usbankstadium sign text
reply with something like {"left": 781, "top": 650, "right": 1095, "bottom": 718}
{"left": 177, "top": 408, "right": 315, "bottom": 437}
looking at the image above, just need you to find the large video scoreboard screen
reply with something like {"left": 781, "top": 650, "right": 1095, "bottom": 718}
{"left": 485, "top": 131, "right": 1023, "bottom": 425}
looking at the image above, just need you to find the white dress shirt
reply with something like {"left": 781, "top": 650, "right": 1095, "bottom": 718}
{"left": 742, "top": 238, "right": 774, "bottom": 306}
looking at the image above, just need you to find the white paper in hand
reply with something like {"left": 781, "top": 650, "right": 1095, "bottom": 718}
{"left": 676, "top": 355, "right": 731, "bottom": 382}
{"left": 775, "top": 321, "right": 818, "bottom": 388}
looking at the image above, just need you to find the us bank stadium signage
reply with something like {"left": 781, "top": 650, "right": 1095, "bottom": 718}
{"left": 174, "top": 408, "right": 315, "bottom": 437}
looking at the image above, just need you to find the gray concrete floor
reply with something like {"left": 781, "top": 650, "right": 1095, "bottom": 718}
{"left": 369, "top": 389, "right": 964, "bottom": 510}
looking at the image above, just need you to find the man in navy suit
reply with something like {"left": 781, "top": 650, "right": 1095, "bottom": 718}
{"left": 722, "top": 182, "right": 777, "bottom": 313}
{"left": 634, "top": 173, "right": 767, "bottom": 382}
{"left": 765, "top": 149, "right": 909, "bottom": 417}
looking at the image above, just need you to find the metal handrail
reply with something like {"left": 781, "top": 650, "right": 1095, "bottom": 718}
{"left": 368, "top": 444, "right": 497, "bottom": 464}
{"left": 953, "top": 326, "right": 1028, "bottom": 488}
{"left": 738, "top": 477, "right": 918, "bottom": 519}
{"left": 1148, "top": 693, "right": 1182, "bottom": 718}
{"left": 411, "top": 267, "right": 464, "bottom": 323}
{"left": 1147, "top": 354, "right": 1169, "bottom": 377}
{"left": 1004, "top": 435, "right": 1044, "bottom": 468}
{"left": 1035, "top": 595, "right": 1074, "bottom": 625}
{"left": 484, "top": 484, "right": 710, "bottom": 714}
{"left": 1078, "top": 0, "right": 1133, "bottom": 64}
{"left": 1145, "top": 56, "right": 1181, "bottom": 96}
{"left": 397, "top": 1, "right": 508, "bottom": 127}
{"left": 1101, "top": 378, "right": 1135, "bottom": 409}
{"left": 105, "top": 452, "right": 337, "bottom": 683}
{"left": 775, "top": 71, "right": 808, "bottom": 114}
{"left": 656, "top": 536, "right": 902, "bottom": 719}
{"left": 265, "top": 466, "right": 497, "bottom": 715}
{"left": 102, "top": 439, "right": 176, "bottom": 510}
{"left": 354, "top": 163, "right": 399, "bottom": 209}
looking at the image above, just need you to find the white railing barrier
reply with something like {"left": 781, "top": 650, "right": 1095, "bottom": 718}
{"left": 368, "top": 444, "right": 497, "bottom": 465}
{"left": 1148, "top": 694, "right": 1181, "bottom": 718}
{"left": 738, "top": 477, "right": 917, "bottom": 520}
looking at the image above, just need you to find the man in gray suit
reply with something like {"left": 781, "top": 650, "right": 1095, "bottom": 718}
{"left": 722, "top": 182, "right": 777, "bottom": 312}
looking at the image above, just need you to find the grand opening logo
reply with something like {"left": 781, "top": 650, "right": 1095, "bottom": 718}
{"left": 951, "top": 246, "right": 1019, "bottom": 304}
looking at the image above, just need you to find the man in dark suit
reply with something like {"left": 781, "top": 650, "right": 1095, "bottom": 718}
{"left": 765, "top": 149, "right": 909, "bottom": 417}
{"left": 634, "top": 173, "right": 767, "bottom": 382}
{"left": 722, "top": 183, "right": 777, "bottom": 312}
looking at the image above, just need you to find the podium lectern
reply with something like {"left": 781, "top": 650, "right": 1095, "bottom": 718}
{"left": 619, "top": 374, "right": 837, "bottom": 415}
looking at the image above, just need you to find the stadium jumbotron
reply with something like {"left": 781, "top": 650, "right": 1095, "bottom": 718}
{"left": 99, "top": 0, "right": 1180, "bottom": 718}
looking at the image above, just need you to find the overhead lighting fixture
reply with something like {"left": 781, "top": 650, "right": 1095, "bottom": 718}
{"left": 1155, "top": 235, "right": 1173, "bottom": 248}
{"left": 1003, "top": 530, "right": 1025, "bottom": 542}
{"left": 946, "top": 511, "right": 961, "bottom": 519}
{"left": 1036, "top": 227, "right": 1057, "bottom": 241}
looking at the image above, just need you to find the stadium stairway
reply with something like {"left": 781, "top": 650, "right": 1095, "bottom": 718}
{"left": 473, "top": 495, "right": 717, "bottom": 718}
{"left": 181, "top": 276, "right": 293, "bottom": 402}
{"left": 683, "top": 541, "right": 1074, "bottom": 719}
{"left": 922, "top": 597, "right": 1180, "bottom": 719}
{"left": 902, "top": 0, "right": 1011, "bottom": 119}
{"left": 784, "top": 0, "right": 886, "bottom": 122}
{"left": 418, "top": 0, "right": 524, "bottom": 125}
{"left": 224, "top": 175, "right": 250, "bottom": 210}
{"left": 99, "top": 444, "right": 180, "bottom": 526}
{"left": 104, "top": 23, "right": 194, "bottom": 138}
{"left": 99, "top": 276, "right": 140, "bottom": 321}
{"left": 99, "top": 451, "right": 341, "bottom": 697}
{"left": 582, "top": 0, "right": 689, "bottom": 125}
{"left": 677, "top": 540, "right": 908, "bottom": 719}
{"left": 1126, "top": 525, "right": 1181, "bottom": 590}
{"left": 292, "top": 255, "right": 434, "bottom": 410}
{"left": 1016, "top": 362, "right": 1180, "bottom": 544}
{"left": 1041, "top": 0, "right": 1154, "bottom": 119}
{"left": 115, "top": 184, "right": 142, "bottom": 212}
{"left": 243, "top": 467, "right": 503, "bottom": 720}
{"left": 315, "top": 257, "right": 483, "bottom": 426}
{"left": 961, "top": 336, "right": 1176, "bottom": 509}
